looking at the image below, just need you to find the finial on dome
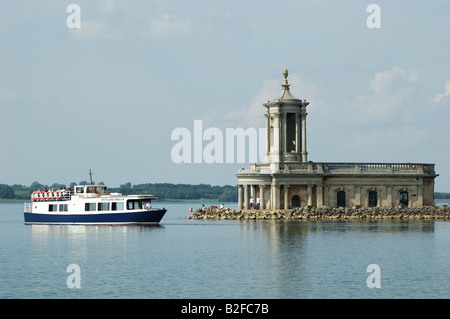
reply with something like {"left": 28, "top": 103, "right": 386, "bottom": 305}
{"left": 282, "top": 68, "right": 290, "bottom": 89}
{"left": 283, "top": 68, "right": 289, "bottom": 84}
{"left": 266, "top": 68, "right": 300, "bottom": 101}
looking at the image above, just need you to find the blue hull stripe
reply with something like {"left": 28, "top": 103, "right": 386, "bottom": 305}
{"left": 24, "top": 209, "right": 167, "bottom": 225}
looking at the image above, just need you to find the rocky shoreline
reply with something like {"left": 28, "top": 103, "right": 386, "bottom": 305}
{"left": 186, "top": 205, "right": 450, "bottom": 221}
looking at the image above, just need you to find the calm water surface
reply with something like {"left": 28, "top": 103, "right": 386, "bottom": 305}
{"left": 1, "top": 202, "right": 450, "bottom": 299}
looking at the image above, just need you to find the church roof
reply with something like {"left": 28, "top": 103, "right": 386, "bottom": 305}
{"left": 269, "top": 68, "right": 300, "bottom": 102}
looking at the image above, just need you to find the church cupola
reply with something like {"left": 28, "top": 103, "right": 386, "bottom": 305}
{"left": 263, "top": 69, "right": 309, "bottom": 169}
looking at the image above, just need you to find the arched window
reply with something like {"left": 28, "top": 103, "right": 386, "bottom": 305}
{"left": 368, "top": 191, "right": 378, "bottom": 207}
{"left": 337, "top": 191, "right": 346, "bottom": 207}
{"left": 400, "top": 191, "right": 409, "bottom": 207}
{"left": 292, "top": 195, "right": 301, "bottom": 208}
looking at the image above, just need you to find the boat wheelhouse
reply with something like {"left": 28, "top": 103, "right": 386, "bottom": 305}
{"left": 24, "top": 184, "right": 166, "bottom": 225}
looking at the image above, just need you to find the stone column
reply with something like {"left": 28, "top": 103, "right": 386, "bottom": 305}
{"left": 272, "top": 113, "right": 281, "bottom": 163}
{"left": 301, "top": 108, "right": 307, "bottom": 162}
{"left": 316, "top": 184, "right": 323, "bottom": 208}
{"left": 307, "top": 184, "right": 313, "bottom": 207}
{"left": 244, "top": 185, "right": 249, "bottom": 210}
{"left": 284, "top": 185, "right": 290, "bottom": 209}
{"left": 387, "top": 185, "right": 393, "bottom": 207}
{"left": 238, "top": 185, "right": 243, "bottom": 209}
{"left": 418, "top": 184, "right": 423, "bottom": 207}
{"left": 281, "top": 113, "right": 286, "bottom": 155}
{"left": 277, "top": 113, "right": 281, "bottom": 160}
{"left": 355, "top": 185, "right": 361, "bottom": 208}
{"left": 272, "top": 182, "right": 280, "bottom": 209}
{"left": 259, "top": 184, "right": 265, "bottom": 210}
{"left": 324, "top": 185, "right": 329, "bottom": 207}
{"left": 265, "top": 113, "right": 270, "bottom": 156}
{"left": 269, "top": 184, "right": 273, "bottom": 209}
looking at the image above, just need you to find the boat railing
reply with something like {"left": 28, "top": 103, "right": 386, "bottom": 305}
{"left": 30, "top": 190, "right": 73, "bottom": 202}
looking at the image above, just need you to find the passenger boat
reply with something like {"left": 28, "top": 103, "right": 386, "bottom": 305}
{"left": 23, "top": 184, "right": 167, "bottom": 225}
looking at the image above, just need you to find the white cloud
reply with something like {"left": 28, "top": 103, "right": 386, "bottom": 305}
{"left": 145, "top": 14, "right": 193, "bottom": 38}
{"left": 0, "top": 87, "right": 20, "bottom": 100}
{"left": 351, "top": 67, "right": 419, "bottom": 123}
{"left": 70, "top": 19, "right": 108, "bottom": 40}
{"left": 98, "top": 0, "right": 128, "bottom": 15}
{"left": 433, "top": 80, "right": 450, "bottom": 103}
{"left": 68, "top": 1, "right": 131, "bottom": 40}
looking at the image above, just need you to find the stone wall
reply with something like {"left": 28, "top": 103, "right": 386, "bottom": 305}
{"left": 186, "top": 205, "right": 450, "bottom": 221}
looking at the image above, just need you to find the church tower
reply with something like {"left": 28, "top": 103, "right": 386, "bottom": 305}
{"left": 264, "top": 69, "right": 309, "bottom": 172}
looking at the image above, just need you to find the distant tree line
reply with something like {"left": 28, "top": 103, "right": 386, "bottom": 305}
{"left": 0, "top": 182, "right": 238, "bottom": 202}
{"left": 435, "top": 192, "right": 450, "bottom": 199}
{"left": 108, "top": 183, "right": 237, "bottom": 202}
{"left": 1, "top": 182, "right": 449, "bottom": 202}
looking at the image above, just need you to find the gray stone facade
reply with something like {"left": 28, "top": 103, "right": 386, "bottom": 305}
{"left": 236, "top": 69, "right": 438, "bottom": 209}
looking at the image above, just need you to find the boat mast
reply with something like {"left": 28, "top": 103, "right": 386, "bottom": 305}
{"left": 89, "top": 169, "right": 94, "bottom": 185}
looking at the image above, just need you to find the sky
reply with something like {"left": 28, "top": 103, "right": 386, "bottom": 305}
{"left": 0, "top": 0, "right": 449, "bottom": 191}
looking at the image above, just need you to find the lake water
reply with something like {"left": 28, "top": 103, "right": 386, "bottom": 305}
{"left": 2, "top": 201, "right": 450, "bottom": 299}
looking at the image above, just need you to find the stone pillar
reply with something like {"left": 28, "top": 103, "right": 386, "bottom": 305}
{"left": 265, "top": 113, "right": 270, "bottom": 156}
{"left": 269, "top": 184, "right": 273, "bottom": 209}
{"left": 307, "top": 184, "right": 313, "bottom": 207}
{"left": 238, "top": 185, "right": 243, "bottom": 209}
{"left": 244, "top": 185, "right": 249, "bottom": 210}
{"left": 324, "top": 185, "right": 329, "bottom": 207}
{"left": 355, "top": 185, "right": 361, "bottom": 208}
{"left": 301, "top": 108, "right": 307, "bottom": 162}
{"left": 272, "top": 183, "right": 280, "bottom": 209}
{"left": 277, "top": 113, "right": 282, "bottom": 159}
{"left": 284, "top": 185, "right": 290, "bottom": 209}
{"left": 259, "top": 184, "right": 265, "bottom": 210}
{"left": 316, "top": 184, "right": 323, "bottom": 208}
{"left": 273, "top": 113, "right": 281, "bottom": 163}
{"left": 281, "top": 113, "right": 286, "bottom": 155}
{"left": 387, "top": 185, "right": 393, "bottom": 207}
{"left": 418, "top": 184, "right": 423, "bottom": 207}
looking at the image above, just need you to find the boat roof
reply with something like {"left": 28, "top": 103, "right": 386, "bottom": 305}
{"left": 73, "top": 184, "right": 157, "bottom": 199}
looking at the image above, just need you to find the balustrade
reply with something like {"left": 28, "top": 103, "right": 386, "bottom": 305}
{"left": 242, "top": 162, "right": 435, "bottom": 175}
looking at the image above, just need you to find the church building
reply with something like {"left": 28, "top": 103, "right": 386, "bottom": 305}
{"left": 236, "top": 69, "right": 438, "bottom": 210}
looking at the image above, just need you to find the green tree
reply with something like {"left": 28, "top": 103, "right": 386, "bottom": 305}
{"left": 30, "top": 181, "right": 45, "bottom": 189}
{"left": 0, "top": 184, "right": 15, "bottom": 199}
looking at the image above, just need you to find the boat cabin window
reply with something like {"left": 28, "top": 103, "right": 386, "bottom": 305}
{"left": 48, "top": 204, "right": 57, "bottom": 212}
{"left": 75, "top": 185, "right": 107, "bottom": 195}
{"left": 98, "top": 202, "right": 110, "bottom": 211}
{"left": 127, "top": 199, "right": 152, "bottom": 210}
{"left": 85, "top": 203, "right": 96, "bottom": 211}
{"left": 86, "top": 186, "right": 107, "bottom": 194}
{"left": 59, "top": 204, "right": 68, "bottom": 212}
{"left": 111, "top": 202, "right": 124, "bottom": 211}
{"left": 127, "top": 200, "right": 140, "bottom": 210}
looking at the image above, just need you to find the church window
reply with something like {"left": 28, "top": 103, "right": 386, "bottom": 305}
{"left": 286, "top": 113, "right": 296, "bottom": 152}
{"left": 400, "top": 191, "right": 409, "bottom": 207}
{"left": 337, "top": 191, "right": 346, "bottom": 207}
{"left": 292, "top": 195, "right": 301, "bottom": 208}
{"left": 368, "top": 191, "right": 378, "bottom": 207}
